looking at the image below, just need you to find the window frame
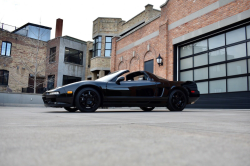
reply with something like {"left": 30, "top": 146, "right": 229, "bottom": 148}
{"left": 178, "top": 24, "right": 250, "bottom": 94}
{"left": 1, "top": 41, "right": 12, "bottom": 56}
{"left": 49, "top": 47, "right": 56, "bottom": 63}
{"left": 0, "top": 70, "right": 9, "bottom": 85}
{"left": 93, "top": 36, "right": 102, "bottom": 57}
{"left": 64, "top": 47, "right": 83, "bottom": 65}
{"left": 104, "top": 36, "right": 112, "bottom": 57}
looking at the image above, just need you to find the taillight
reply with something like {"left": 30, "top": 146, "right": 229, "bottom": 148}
{"left": 191, "top": 90, "right": 195, "bottom": 93}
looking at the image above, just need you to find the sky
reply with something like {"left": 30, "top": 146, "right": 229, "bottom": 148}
{"left": 0, "top": 0, "right": 165, "bottom": 41}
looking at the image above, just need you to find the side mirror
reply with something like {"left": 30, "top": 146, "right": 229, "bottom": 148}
{"left": 116, "top": 76, "right": 125, "bottom": 85}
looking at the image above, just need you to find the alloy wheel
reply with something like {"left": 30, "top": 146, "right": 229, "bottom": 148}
{"left": 79, "top": 90, "right": 98, "bottom": 110}
{"left": 171, "top": 91, "right": 185, "bottom": 109}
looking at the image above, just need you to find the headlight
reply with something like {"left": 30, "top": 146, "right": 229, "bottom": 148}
{"left": 48, "top": 92, "right": 60, "bottom": 95}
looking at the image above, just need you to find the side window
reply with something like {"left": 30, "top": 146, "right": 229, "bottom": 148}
{"left": 134, "top": 74, "right": 148, "bottom": 81}
{"left": 0, "top": 70, "right": 9, "bottom": 85}
{"left": 1, "top": 41, "right": 12, "bottom": 56}
{"left": 126, "top": 72, "right": 149, "bottom": 81}
{"left": 49, "top": 47, "right": 56, "bottom": 62}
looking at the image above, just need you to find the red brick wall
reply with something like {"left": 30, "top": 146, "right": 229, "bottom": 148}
{"left": 112, "top": 18, "right": 165, "bottom": 77}
{"left": 111, "top": 0, "right": 250, "bottom": 80}
{"left": 116, "top": 18, "right": 160, "bottom": 51}
{"left": 164, "top": 0, "right": 250, "bottom": 80}
{"left": 161, "top": 0, "right": 217, "bottom": 25}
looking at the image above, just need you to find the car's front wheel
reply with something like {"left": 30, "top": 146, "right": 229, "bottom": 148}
{"left": 167, "top": 89, "right": 187, "bottom": 111}
{"left": 75, "top": 88, "right": 101, "bottom": 112}
{"left": 140, "top": 107, "right": 155, "bottom": 111}
{"left": 64, "top": 107, "right": 78, "bottom": 112}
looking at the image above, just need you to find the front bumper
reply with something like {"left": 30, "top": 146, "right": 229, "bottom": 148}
{"left": 42, "top": 93, "right": 74, "bottom": 108}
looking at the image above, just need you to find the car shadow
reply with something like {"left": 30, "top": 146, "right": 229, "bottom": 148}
{"left": 44, "top": 110, "right": 166, "bottom": 113}
{"left": 42, "top": 109, "right": 202, "bottom": 113}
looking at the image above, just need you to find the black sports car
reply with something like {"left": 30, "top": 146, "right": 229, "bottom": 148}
{"left": 42, "top": 70, "right": 200, "bottom": 112}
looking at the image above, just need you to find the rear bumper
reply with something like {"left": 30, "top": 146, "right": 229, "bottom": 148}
{"left": 188, "top": 91, "right": 200, "bottom": 104}
{"left": 188, "top": 97, "right": 200, "bottom": 104}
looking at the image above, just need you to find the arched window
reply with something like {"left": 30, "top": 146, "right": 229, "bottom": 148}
{"left": 0, "top": 70, "right": 9, "bottom": 85}
{"left": 1, "top": 41, "right": 12, "bottom": 56}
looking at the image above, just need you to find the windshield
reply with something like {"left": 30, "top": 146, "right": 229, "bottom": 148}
{"left": 96, "top": 70, "right": 129, "bottom": 82}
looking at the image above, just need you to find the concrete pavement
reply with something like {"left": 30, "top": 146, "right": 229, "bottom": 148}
{"left": 0, "top": 107, "right": 249, "bottom": 166}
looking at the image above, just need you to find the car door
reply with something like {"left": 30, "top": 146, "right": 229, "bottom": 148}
{"left": 105, "top": 74, "right": 157, "bottom": 103}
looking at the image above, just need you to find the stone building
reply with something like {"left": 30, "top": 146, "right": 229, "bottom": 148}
{"left": 0, "top": 19, "right": 88, "bottom": 93}
{"left": 110, "top": 0, "right": 250, "bottom": 108}
{"left": 87, "top": 4, "right": 160, "bottom": 80}
{"left": 0, "top": 24, "right": 50, "bottom": 93}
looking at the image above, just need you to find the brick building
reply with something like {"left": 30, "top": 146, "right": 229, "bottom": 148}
{"left": 86, "top": 4, "right": 160, "bottom": 80}
{"left": 0, "top": 19, "right": 88, "bottom": 93}
{"left": 0, "top": 24, "right": 49, "bottom": 93}
{"left": 110, "top": 0, "right": 250, "bottom": 108}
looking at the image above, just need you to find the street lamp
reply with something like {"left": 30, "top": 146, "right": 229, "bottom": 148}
{"left": 156, "top": 54, "right": 163, "bottom": 66}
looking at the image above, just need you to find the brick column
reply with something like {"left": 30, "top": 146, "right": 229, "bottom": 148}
{"left": 111, "top": 36, "right": 120, "bottom": 72}
{"left": 101, "top": 35, "right": 105, "bottom": 57}
{"left": 159, "top": 20, "right": 168, "bottom": 79}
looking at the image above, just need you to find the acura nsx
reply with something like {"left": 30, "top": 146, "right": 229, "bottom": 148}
{"left": 42, "top": 70, "right": 200, "bottom": 112}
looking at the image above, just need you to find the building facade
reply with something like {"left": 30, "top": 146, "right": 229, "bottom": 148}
{"left": 87, "top": 4, "right": 161, "bottom": 80}
{"left": 0, "top": 19, "right": 88, "bottom": 93}
{"left": 111, "top": 0, "right": 250, "bottom": 108}
{"left": 45, "top": 35, "right": 87, "bottom": 89}
{"left": 0, "top": 25, "right": 49, "bottom": 93}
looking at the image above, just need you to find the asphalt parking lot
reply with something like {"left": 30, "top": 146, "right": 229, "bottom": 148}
{"left": 0, "top": 107, "right": 249, "bottom": 166}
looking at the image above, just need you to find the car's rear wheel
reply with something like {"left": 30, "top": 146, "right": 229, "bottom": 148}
{"left": 167, "top": 89, "right": 187, "bottom": 111}
{"left": 64, "top": 107, "right": 78, "bottom": 112}
{"left": 140, "top": 107, "right": 155, "bottom": 111}
{"left": 75, "top": 88, "right": 101, "bottom": 112}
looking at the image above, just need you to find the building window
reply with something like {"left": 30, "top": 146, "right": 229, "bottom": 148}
{"left": 1, "top": 41, "right": 12, "bottom": 56}
{"left": 49, "top": 47, "right": 56, "bottom": 63}
{"left": 64, "top": 47, "right": 83, "bottom": 65}
{"left": 63, "top": 75, "right": 81, "bottom": 85}
{"left": 179, "top": 25, "right": 250, "bottom": 94}
{"left": 93, "top": 36, "right": 102, "bottom": 57}
{"left": 105, "top": 36, "right": 112, "bottom": 57}
{"left": 0, "top": 70, "right": 9, "bottom": 85}
{"left": 47, "top": 75, "right": 55, "bottom": 90}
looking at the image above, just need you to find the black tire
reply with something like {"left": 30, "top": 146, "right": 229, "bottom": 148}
{"left": 140, "top": 107, "right": 155, "bottom": 111}
{"left": 64, "top": 107, "right": 78, "bottom": 112}
{"left": 75, "top": 88, "right": 101, "bottom": 112}
{"left": 167, "top": 89, "right": 187, "bottom": 111}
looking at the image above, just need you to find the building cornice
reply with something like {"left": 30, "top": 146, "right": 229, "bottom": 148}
{"left": 117, "top": 14, "right": 161, "bottom": 42}
{"left": 160, "top": 0, "right": 169, "bottom": 8}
